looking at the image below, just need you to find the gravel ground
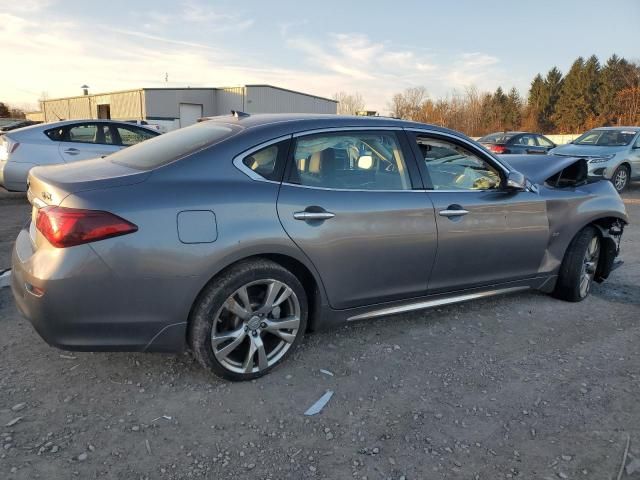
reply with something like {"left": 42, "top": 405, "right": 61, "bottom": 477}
{"left": 0, "top": 184, "right": 639, "bottom": 480}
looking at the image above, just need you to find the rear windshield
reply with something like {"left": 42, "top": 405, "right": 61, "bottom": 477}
{"left": 111, "top": 121, "right": 240, "bottom": 169}
{"left": 573, "top": 129, "right": 637, "bottom": 146}
{"left": 478, "top": 133, "right": 516, "bottom": 143}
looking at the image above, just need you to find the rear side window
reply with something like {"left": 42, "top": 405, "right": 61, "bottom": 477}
{"left": 241, "top": 141, "right": 289, "bottom": 181}
{"left": 288, "top": 131, "right": 411, "bottom": 191}
{"left": 111, "top": 122, "right": 240, "bottom": 169}
{"left": 45, "top": 127, "right": 65, "bottom": 141}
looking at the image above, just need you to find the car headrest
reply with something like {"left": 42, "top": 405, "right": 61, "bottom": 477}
{"left": 308, "top": 148, "right": 337, "bottom": 175}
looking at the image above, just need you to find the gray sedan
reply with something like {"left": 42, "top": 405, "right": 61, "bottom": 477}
{"left": 12, "top": 114, "right": 628, "bottom": 380}
{"left": 549, "top": 126, "right": 640, "bottom": 192}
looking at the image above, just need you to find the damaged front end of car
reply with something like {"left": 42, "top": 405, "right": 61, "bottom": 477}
{"left": 502, "top": 154, "right": 628, "bottom": 283}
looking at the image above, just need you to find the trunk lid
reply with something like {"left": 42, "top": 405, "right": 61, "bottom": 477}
{"left": 26, "top": 158, "right": 151, "bottom": 245}
{"left": 27, "top": 157, "right": 152, "bottom": 207}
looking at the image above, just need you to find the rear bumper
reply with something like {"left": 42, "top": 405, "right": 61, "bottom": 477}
{"left": 11, "top": 227, "right": 187, "bottom": 352}
{"left": 0, "top": 161, "right": 30, "bottom": 192}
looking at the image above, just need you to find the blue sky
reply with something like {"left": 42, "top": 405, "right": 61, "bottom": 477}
{"left": 1, "top": 0, "right": 638, "bottom": 112}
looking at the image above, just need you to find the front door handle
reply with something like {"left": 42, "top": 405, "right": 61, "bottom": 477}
{"left": 63, "top": 148, "right": 80, "bottom": 155}
{"left": 293, "top": 211, "right": 336, "bottom": 221}
{"left": 439, "top": 208, "right": 469, "bottom": 217}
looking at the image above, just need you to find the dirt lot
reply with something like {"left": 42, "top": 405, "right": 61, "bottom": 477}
{"left": 1, "top": 185, "right": 639, "bottom": 480}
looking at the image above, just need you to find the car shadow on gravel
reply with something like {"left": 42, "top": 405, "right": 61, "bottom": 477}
{"left": 591, "top": 281, "right": 640, "bottom": 305}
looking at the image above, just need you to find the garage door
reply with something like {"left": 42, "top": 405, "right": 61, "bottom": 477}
{"left": 179, "top": 103, "right": 203, "bottom": 128}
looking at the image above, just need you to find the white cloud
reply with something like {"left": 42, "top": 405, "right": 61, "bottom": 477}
{"left": 0, "top": 6, "right": 519, "bottom": 115}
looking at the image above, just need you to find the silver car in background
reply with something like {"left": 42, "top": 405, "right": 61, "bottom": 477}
{"left": 549, "top": 126, "right": 640, "bottom": 192}
{"left": 11, "top": 114, "right": 628, "bottom": 381}
{"left": 0, "top": 119, "right": 159, "bottom": 192}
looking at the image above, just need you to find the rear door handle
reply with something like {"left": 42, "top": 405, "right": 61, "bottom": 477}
{"left": 63, "top": 148, "right": 80, "bottom": 155}
{"left": 293, "top": 211, "right": 335, "bottom": 221}
{"left": 439, "top": 209, "right": 469, "bottom": 217}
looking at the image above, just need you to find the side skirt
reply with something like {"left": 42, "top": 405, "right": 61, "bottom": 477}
{"left": 347, "top": 286, "right": 529, "bottom": 322}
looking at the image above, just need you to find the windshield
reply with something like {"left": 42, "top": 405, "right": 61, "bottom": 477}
{"left": 573, "top": 129, "right": 637, "bottom": 146}
{"left": 478, "top": 133, "right": 516, "bottom": 144}
{"left": 111, "top": 121, "right": 240, "bottom": 169}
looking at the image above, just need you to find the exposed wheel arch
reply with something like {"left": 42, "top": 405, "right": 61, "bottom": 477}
{"left": 590, "top": 217, "right": 626, "bottom": 282}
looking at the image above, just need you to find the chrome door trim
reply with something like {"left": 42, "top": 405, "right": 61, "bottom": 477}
{"left": 280, "top": 181, "right": 422, "bottom": 193}
{"left": 232, "top": 134, "right": 292, "bottom": 182}
{"left": 347, "top": 286, "right": 528, "bottom": 321}
{"left": 293, "top": 211, "right": 336, "bottom": 220}
{"left": 404, "top": 127, "right": 512, "bottom": 176}
{"left": 291, "top": 126, "right": 403, "bottom": 138}
{"left": 439, "top": 209, "right": 469, "bottom": 217}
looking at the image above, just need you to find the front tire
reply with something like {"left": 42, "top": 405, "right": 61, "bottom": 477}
{"left": 189, "top": 259, "right": 308, "bottom": 381}
{"left": 611, "top": 164, "right": 629, "bottom": 193}
{"left": 554, "top": 226, "right": 601, "bottom": 302}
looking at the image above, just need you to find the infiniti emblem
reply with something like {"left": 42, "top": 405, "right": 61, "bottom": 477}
{"left": 42, "top": 191, "right": 52, "bottom": 201}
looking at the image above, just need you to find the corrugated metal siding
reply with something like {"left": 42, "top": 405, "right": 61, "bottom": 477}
{"left": 43, "top": 99, "right": 70, "bottom": 121}
{"left": 68, "top": 97, "right": 91, "bottom": 118}
{"left": 144, "top": 89, "right": 215, "bottom": 119}
{"left": 215, "top": 87, "right": 245, "bottom": 114}
{"left": 245, "top": 86, "right": 337, "bottom": 114}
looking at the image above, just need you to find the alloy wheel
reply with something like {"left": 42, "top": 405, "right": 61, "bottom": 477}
{"left": 613, "top": 167, "right": 628, "bottom": 192}
{"left": 579, "top": 235, "right": 600, "bottom": 298}
{"left": 211, "top": 279, "right": 301, "bottom": 374}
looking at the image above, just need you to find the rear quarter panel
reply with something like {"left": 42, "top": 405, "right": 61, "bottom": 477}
{"left": 59, "top": 140, "right": 328, "bottom": 337}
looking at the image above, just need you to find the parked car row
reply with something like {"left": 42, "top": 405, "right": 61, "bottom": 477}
{"left": 479, "top": 127, "right": 640, "bottom": 192}
{"left": 0, "top": 119, "right": 159, "bottom": 192}
{"left": 0, "top": 119, "right": 41, "bottom": 133}
{"left": 10, "top": 113, "right": 628, "bottom": 380}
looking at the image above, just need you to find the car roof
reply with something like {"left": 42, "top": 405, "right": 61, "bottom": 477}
{"left": 587, "top": 126, "right": 640, "bottom": 131}
{"left": 204, "top": 113, "right": 460, "bottom": 136}
{"left": 482, "top": 131, "right": 535, "bottom": 136}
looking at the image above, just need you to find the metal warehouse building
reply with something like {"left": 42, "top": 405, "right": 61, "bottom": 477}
{"left": 34, "top": 85, "right": 338, "bottom": 130}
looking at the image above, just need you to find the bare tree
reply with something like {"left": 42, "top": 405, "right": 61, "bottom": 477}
{"left": 333, "top": 91, "right": 365, "bottom": 115}
{"left": 388, "top": 87, "right": 427, "bottom": 120}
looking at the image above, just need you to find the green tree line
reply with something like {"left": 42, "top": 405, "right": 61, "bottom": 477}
{"left": 388, "top": 54, "right": 640, "bottom": 136}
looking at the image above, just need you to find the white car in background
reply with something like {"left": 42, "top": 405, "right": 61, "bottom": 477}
{"left": 0, "top": 119, "right": 159, "bottom": 192}
{"left": 123, "top": 119, "right": 167, "bottom": 133}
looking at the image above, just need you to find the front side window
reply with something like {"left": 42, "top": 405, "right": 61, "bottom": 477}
{"left": 416, "top": 136, "right": 502, "bottom": 190}
{"left": 115, "top": 125, "right": 157, "bottom": 146}
{"left": 289, "top": 131, "right": 411, "bottom": 191}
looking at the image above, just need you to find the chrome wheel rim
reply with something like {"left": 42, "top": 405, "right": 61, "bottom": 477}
{"left": 614, "top": 168, "right": 628, "bottom": 191}
{"left": 579, "top": 235, "right": 600, "bottom": 298}
{"left": 211, "top": 279, "right": 301, "bottom": 374}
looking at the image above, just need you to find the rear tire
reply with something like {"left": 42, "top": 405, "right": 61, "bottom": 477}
{"left": 189, "top": 259, "right": 308, "bottom": 381}
{"left": 611, "top": 164, "right": 629, "bottom": 193}
{"left": 553, "top": 226, "right": 601, "bottom": 302}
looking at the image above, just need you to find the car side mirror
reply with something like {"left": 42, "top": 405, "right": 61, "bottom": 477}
{"left": 506, "top": 171, "right": 527, "bottom": 191}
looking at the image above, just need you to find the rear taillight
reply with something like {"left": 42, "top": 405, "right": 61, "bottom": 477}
{"left": 35, "top": 206, "right": 138, "bottom": 248}
{"left": 489, "top": 145, "right": 506, "bottom": 154}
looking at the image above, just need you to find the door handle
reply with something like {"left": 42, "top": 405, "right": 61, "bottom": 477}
{"left": 293, "top": 211, "right": 335, "bottom": 221}
{"left": 64, "top": 148, "right": 80, "bottom": 155}
{"left": 439, "top": 209, "right": 469, "bottom": 217}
